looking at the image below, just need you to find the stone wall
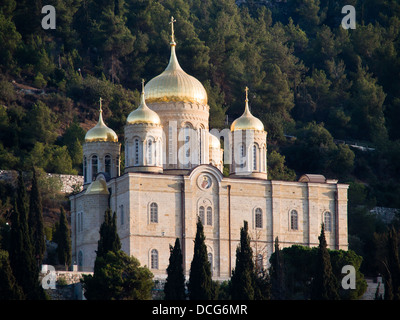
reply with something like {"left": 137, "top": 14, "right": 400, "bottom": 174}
{"left": 0, "top": 170, "right": 83, "bottom": 194}
{"left": 39, "top": 266, "right": 93, "bottom": 300}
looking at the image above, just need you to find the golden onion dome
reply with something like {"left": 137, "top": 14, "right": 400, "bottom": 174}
{"left": 85, "top": 177, "right": 109, "bottom": 195}
{"left": 127, "top": 80, "right": 161, "bottom": 125}
{"left": 85, "top": 99, "right": 118, "bottom": 143}
{"left": 231, "top": 87, "right": 264, "bottom": 132}
{"left": 144, "top": 17, "right": 208, "bottom": 105}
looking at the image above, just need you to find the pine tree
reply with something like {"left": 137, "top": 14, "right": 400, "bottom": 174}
{"left": 57, "top": 206, "right": 71, "bottom": 269}
{"left": 96, "top": 208, "right": 121, "bottom": 259}
{"left": 311, "top": 223, "right": 339, "bottom": 300}
{"left": 164, "top": 238, "right": 186, "bottom": 300}
{"left": 29, "top": 168, "right": 46, "bottom": 264}
{"left": 188, "top": 217, "right": 212, "bottom": 300}
{"left": 8, "top": 171, "right": 41, "bottom": 299}
{"left": 231, "top": 220, "right": 255, "bottom": 300}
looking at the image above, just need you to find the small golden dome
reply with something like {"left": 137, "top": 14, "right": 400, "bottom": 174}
{"left": 231, "top": 87, "right": 264, "bottom": 132}
{"left": 85, "top": 177, "right": 109, "bottom": 195}
{"left": 85, "top": 99, "right": 118, "bottom": 142}
{"left": 209, "top": 133, "right": 221, "bottom": 149}
{"left": 127, "top": 80, "right": 161, "bottom": 125}
{"left": 144, "top": 17, "right": 208, "bottom": 105}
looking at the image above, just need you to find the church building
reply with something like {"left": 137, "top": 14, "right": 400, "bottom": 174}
{"left": 69, "top": 18, "right": 348, "bottom": 280}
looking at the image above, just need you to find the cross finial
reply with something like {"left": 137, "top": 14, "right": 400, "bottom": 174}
{"left": 141, "top": 79, "right": 145, "bottom": 93}
{"left": 169, "top": 16, "right": 176, "bottom": 43}
{"left": 245, "top": 86, "right": 249, "bottom": 101}
{"left": 99, "top": 97, "right": 103, "bottom": 112}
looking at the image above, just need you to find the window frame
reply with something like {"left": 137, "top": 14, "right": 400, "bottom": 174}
{"left": 255, "top": 208, "right": 263, "bottom": 228}
{"left": 150, "top": 202, "right": 158, "bottom": 223}
{"left": 290, "top": 209, "right": 298, "bottom": 231}
{"left": 151, "top": 249, "right": 159, "bottom": 269}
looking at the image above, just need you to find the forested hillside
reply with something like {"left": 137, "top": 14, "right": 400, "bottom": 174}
{"left": 1, "top": 0, "right": 400, "bottom": 273}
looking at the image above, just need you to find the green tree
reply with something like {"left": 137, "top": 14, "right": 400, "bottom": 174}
{"left": 0, "top": 249, "right": 25, "bottom": 300}
{"left": 164, "top": 238, "right": 186, "bottom": 300}
{"left": 82, "top": 205, "right": 152, "bottom": 300}
{"left": 28, "top": 168, "right": 46, "bottom": 264}
{"left": 188, "top": 217, "right": 212, "bottom": 300}
{"left": 82, "top": 250, "right": 154, "bottom": 300}
{"left": 269, "top": 237, "right": 285, "bottom": 300}
{"left": 386, "top": 227, "right": 400, "bottom": 299}
{"left": 96, "top": 208, "right": 121, "bottom": 259}
{"left": 349, "top": 64, "right": 387, "bottom": 143}
{"left": 56, "top": 206, "right": 71, "bottom": 269}
{"left": 8, "top": 172, "right": 42, "bottom": 299}
{"left": 231, "top": 220, "right": 255, "bottom": 300}
{"left": 0, "top": 7, "right": 21, "bottom": 69}
{"left": 267, "top": 150, "right": 297, "bottom": 181}
{"left": 311, "top": 223, "right": 339, "bottom": 300}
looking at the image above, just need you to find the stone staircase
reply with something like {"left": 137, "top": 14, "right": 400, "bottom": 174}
{"left": 360, "top": 277, "right": 384, "bottom": 300}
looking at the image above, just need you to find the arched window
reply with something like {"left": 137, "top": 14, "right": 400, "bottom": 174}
{"left": 324, "top": 212, "right": 332, "bottom": 232}
{"left": 206, "top": 207, "right": 212, "bottom": 226}
{"left": 199, "top": 206, "right": 205, "bottom": 225}
{"left": 290, "top": 210, "right": 298, "bottom": 230}
{"left": 240, "top": 143, "right": 245, "bottom": 168}
{"left": 184, "top": 124, "right": 192, "bottom": 167}
{"left": 134, "top": 138, "right": 139, "bottom": 165}
{"left": 255, "top": 208, "right": 262, "bottom": 228}
{"left": 147, "top": 139, "right": 153, "bottom": 165}
{"left": 151, "top": 249, "right": 158, "bottom": 269}
{"left": 91, "top": 155, "right": 98, "bottom": 181}
{"left": 83, "top": 157, "right": 87, "bottom": 183}
{"left": 105, "top": 155, "right": 111, "bottom": 175}
{"left": 150, "top": 202, "right": 158, "bottom": 223}
{"left": 253, "top": 145, "right": 257, "bottom": 171}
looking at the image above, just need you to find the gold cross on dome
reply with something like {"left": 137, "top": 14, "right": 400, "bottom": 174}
{"left": 169, "top": 16, "right": 176, "bottom": 42}
{"left": 141, "top": 79, "right": 145, "bottom": 92}
{"left": 99, "top": 97, "right": 103, "bottom": 112}
{"left": 245, "top": 86, "right": 249, "bottom": 101}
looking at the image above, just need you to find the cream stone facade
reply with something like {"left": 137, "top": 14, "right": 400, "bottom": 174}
{"left": 70, "top": 20, "right": 348, "bottom": 280}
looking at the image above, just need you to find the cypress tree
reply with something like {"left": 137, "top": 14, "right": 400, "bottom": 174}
{"left": 231, "top": 220, "right": 255, "bottom": 300}
{"left": 8, "top": 172, "right": 41, "bottom": 299}
{"left": 28, "top": 168, "right": 46, "bottom": 264}
{"left": 188, "top": 217, "right": 212, "bottom": 300}
{"left": 164, "top": 238, "right": 186, "bottom": 300}
{"left": 57, "top": 206, "right": 71, "bottom": 269}
{"left": 0, "top": 249, "right": 25, "bottom": 300}
{"left": 386, "top": 226, "right": 400, "bottom": 299}
{"left": 96, "top": 208, "right": 121, "bottom": 259}
{"left": 311, "top": 223, "right": 339, "bottom": 300}
{"left": 270, "top": 236, "right": 285, "bottom": 300}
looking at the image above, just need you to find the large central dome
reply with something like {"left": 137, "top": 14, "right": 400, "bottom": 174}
{"left": 144, "top": 29, "right": 208, "bottom": 105}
